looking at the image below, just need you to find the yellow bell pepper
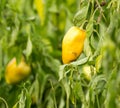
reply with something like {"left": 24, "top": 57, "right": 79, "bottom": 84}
{"left": 5, "top": 57, "right": 31, "bottom": 84}
{"left": 62, "top": 26, "right": 86, "bottom": 64}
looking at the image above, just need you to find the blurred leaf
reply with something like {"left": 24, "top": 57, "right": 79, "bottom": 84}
{"left": 71, "top": 56, "right": 89, "bottom": 66}
{"left": 18, "top": 90, "right": 26, "bottom": 108}
{"left": 58, "top": 65, "right": 66, "bottom": 81}
{"left": 48, "top": 0, "right": 59, "bottom": 13}
{"left": 84, "top": 38, "right": 93, "bottom": 57}
{"left": 17, "top": 88, "right": 31, "bottom": 108}
{"left": 0, "top": 44, "right": 2, "bottom": 70}
{"left": 62, "top": 78, "right": 70, "bottom": 108}
{"left": 24, "top": 36, "right": 32, "bottom": 58}
{"left": 58, "top": 97, "right": 65, "bottom": 108}
{"left": 45, "top": 56, "right": 61, "bottom": 73}
{"left": 86, "top": 16, "right": 94, "bottom": 38}
{"left": 58, "top": 9, "right": 66, "bottom": 31}
{"left": 73, "top": 5, "right": 88, "bottom": 27}
{"left": 73, "top": 82, "right": 86, "bottom": 104}
{"left": 95, "top": 55, "right": 102, "bottom": 72}
{"left": 25, "top": 90, "right": 32, "bottom": 108}
{"left": 66, "top": 0, "right": 75, "bottom": 6}
{"left": 29, "top": 78, "right": 39, "bottom": 104}
{"left": 105, "top": 66, "right": 120, "bottom": 108}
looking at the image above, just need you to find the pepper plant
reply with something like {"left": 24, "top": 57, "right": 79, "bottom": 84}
{"left": 0, "top": 0, "right": 120, "bottom": 108}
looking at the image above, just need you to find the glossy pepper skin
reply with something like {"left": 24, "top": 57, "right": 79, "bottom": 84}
{"left": 5, "top": 57, "right": 31, "bottom": 84}
{"left": 62, "top": 26, "right": 86, "bottom": 64}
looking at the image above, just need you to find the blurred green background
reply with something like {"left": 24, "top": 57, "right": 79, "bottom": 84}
{"left": 0, "top": 0, "right": 120, "bottom": 108}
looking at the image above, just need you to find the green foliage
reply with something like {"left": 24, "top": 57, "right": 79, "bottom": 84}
{"left": 0, "top": 0, "right": 120, "bottom": 108}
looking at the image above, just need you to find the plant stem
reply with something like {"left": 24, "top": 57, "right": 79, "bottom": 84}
{"left": 0, "top": 97, "right": 9, "bottom": 108}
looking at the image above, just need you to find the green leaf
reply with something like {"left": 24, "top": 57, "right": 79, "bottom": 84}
{"left": 0, "top": 44, "right": 2, "bottom": 70}
{"left": 58, "top": 97, "right": 65, "bottom": 108}
{"left": 25, "top": 90, "right": 32, "bottom": 108}
{"left": 86, "top": 16, "right": 94, "bottom": 38}
{"left": 70, "top": 56, "right": 89, "bottom": 66}
{"left": 95, "top": 55, "right": 102, "bottom": 72}
{"left": 17, "top": 88, "right": 31, "bottom": 108}
{"left": 62, "top": 78, "right": 70, "bottom": 108}
{"left": 84, "top": 38, "right": 93, "bottom": 57}
{"left": 24, "top": 36, "right": 32, "bottom": 58}
{"left": 73, "top": 82, "right": 87, "bottom": 107}
{"left": 58, "top": 57, "right": 89, "bottom": 81}
{"left": 73, "top": 6, "right": 88, "bottom": 27}
{"left": 45, "top": 56, "right": 61, "bottom": 73}
{"left": 18, "top": 90, "right": 26, "bottom": 108}
{"left": 48, "top": 0, "right": 59, "bottom": 13}
{"left": 62, "top": 79, "right": 70, "bottom": 99}
{"left": 58, "top": 65, "right": 66, "bottom": 81}
{"left": 29, "top": 78, "right": 39, "bottom": 104}
{"left": 105, "top": 67, "right": 120, "bottom": 108}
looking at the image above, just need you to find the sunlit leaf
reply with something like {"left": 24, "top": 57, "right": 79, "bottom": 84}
{"left": 24, "top": 36, "right": 32, "bottom": 58}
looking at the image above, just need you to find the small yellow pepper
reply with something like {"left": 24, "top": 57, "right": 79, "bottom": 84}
{"left": 5, "top": 57, "right": 31, "bottom": 84}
